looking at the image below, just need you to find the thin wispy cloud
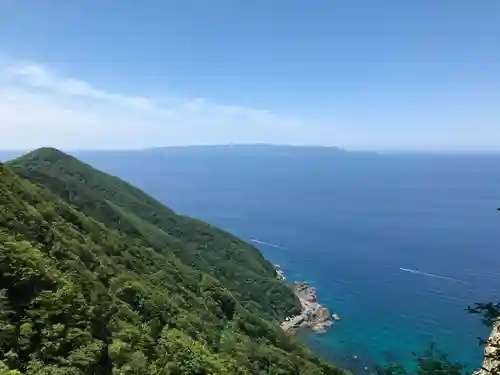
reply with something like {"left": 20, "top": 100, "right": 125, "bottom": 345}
{"left": 7, "top": 62, "right": 159, "bottom": 112}
{"left": 2, "top": 59, "right": 496, "bottom": 152}
{"left": 0, "top": 59, "right": 314, "bottom": 149}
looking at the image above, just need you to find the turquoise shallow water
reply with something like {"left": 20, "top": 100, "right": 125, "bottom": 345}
{"left": 75, "top": 150, "right": 500, "bottom": 373}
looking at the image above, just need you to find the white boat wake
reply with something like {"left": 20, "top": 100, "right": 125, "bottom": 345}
{"left": 250, "top": 239, "right": 285, "bottom": 249}
{"left": 399, "top": 267, "right": 463, "bottom": 283}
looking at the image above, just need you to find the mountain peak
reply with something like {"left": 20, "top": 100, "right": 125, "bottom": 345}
{"left": 10, "top": 147, "right": 76, "bottom": 168}
{"left": 25, "top": 147, "right": 70, "bottom": 159}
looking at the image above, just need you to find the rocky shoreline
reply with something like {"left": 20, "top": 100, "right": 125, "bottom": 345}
{"left": 475, "top": 322, "right": 500, "bottom": 375}
{"left": 276, "top": 265, "right": 340, "bottom": 334}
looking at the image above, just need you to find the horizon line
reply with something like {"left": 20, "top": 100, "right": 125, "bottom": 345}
{"left": 1, "top": 143, "right": 500, "bottom": 155}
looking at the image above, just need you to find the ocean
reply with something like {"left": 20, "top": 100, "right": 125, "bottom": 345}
{"left": 15, "top": 148, "right": 500, "bottom": 373}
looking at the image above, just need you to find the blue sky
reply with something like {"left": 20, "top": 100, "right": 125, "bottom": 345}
{"left": 0, "top": 0, "right": 499, "bottom": 151}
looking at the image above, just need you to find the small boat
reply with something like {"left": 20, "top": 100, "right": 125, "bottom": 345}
{"left": 332, "top": 313, "right": 341, "bottom": 321}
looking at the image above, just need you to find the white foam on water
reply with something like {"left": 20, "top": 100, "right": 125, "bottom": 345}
{"left": 399, "top": 267, "right": 464, "bottom": 283}
{"left": 250, "top": 239, "right": 285, "bottom": 249}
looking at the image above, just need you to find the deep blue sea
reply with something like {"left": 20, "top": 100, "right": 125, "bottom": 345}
{"left": 7, "top": 148, "right": 500, "bottom": 373}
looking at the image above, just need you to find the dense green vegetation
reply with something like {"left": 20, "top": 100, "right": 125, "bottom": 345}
{"left": 0, "top": 148, "right": 348, "bottom": 375}
{"left": 8, "top": 148, "right": 301, "bottom": 322}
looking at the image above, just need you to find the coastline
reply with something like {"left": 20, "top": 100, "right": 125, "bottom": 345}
{"left": 475, "top": 322, "right": 500, "bottom": 375}
{"left": 276, "top": 265, "right": 340, "bottom": 334}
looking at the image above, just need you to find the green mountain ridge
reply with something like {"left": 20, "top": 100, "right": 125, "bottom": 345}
{"left": 0, "top": 148, "right": 348, "bottom": 375}
{"left": 7, "top": 147, "right": 299, "bottom": 320}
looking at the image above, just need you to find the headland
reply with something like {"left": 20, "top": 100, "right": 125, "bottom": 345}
{"left": 276, "top": 265, "right": 340, "bottom": 334}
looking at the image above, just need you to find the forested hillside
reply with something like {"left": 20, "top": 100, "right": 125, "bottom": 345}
{"left": 8, "top": 147, "right": 300, "bottom": 321}
{"left": 0, "top": 148, "right": 349, "bottom": 375}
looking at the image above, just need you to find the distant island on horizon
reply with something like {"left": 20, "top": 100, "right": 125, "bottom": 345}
{"left": 2, "top": 144, "right": 499, "bottom": 162}
{"left": 0, "top": 144, "right": 365, "bottom": 163}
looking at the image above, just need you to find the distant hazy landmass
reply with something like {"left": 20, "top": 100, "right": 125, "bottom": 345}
{"left": 148, "top": 144, "right": 350, "bottom": 154}
{"left": 0, "top": 144, "right": 360, "bottom": 163}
